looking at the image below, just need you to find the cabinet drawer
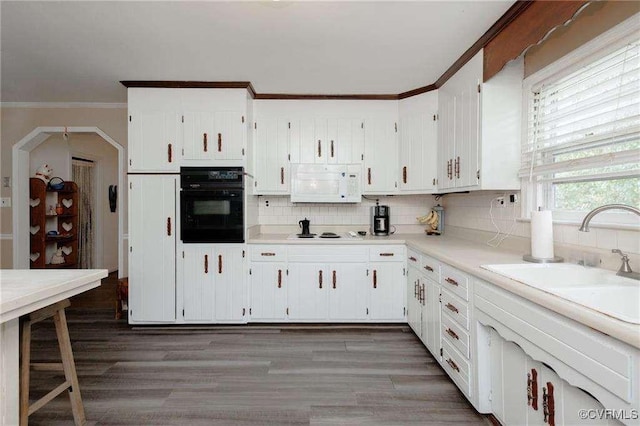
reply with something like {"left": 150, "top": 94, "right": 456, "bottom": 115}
{"left": 420, "top": 254, "right": 440, "bottom": 283}
{"left": 441, "top": 265, "right": 469, "bottom": 301}
{"left": 441, "top": 289, "right": 469, "bottom": 330}
{"left": 289, "top": 246, "right": 368, "bottom": 262}
{"left": 407, "top": 248, "right": 421, "bottom": 268}
{"left": 369, "top": 246, "right": 405, "bottom": 262}
{"left": 442, "top": 338, "right": 471, "bottom": 398}
{"left": 250, "top": 245, "right": 286, "bottom": 262}
{"left": 442, "top": 312, "right": 470, "bottom": 358}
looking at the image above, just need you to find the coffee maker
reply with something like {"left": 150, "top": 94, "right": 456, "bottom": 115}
{"left": 371, "top": 205, "right": 391, "bottom": 236}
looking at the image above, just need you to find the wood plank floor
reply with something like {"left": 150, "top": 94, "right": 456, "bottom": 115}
{"left": 26, "top": 310, "right": 490, "bottom": 425}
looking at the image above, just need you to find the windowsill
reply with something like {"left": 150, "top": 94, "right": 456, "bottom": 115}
{"left": 516, "top": 218, "right": 640, "bottom": 232}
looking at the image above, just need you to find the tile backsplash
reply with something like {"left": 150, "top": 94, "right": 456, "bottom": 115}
{"left": 257, "top": 195, "right": 437, "bottom": 227}
{"left": 443, "top": 191, "right": 640, "bottom": 268}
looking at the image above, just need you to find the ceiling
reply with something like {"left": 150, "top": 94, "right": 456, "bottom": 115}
{"left": 1, "top": 1, "right": 514, "bottom": 103}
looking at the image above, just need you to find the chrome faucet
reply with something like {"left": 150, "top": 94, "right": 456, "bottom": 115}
{"left": 578, "top": 204, "right": 640, "bottom": 232}
{"left": 579, "top": 204, "right": 640, "bottom": 280}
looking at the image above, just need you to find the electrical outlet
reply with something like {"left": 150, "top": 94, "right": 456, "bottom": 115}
{"left": 509, "top": 194, "right": 519, "bottom": 203}
{"left": 0, "top": 197, "right": 11, "bottom": 208}
{"left": 496, "top": 196, "right": 505, "bottom": 207}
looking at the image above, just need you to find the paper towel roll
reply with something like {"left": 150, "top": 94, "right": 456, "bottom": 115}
{"left": 531, "top": 210, "right": 554, "bottom": 259}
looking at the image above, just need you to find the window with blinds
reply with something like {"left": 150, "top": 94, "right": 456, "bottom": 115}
{"left": 521, "top": 40, "right": 640, "bottom": 217}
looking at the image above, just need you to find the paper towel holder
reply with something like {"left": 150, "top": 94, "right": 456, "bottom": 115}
{"left": 522, "top": 254, "right": 564, "bottom": 263}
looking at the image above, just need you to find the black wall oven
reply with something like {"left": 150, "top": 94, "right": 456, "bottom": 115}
{"left": 180, "top": 167, "right": 244, "bottom": 243}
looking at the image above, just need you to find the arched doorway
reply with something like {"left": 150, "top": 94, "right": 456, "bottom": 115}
{"left": 12, "top": 126, "right": 125, "bottom": 277}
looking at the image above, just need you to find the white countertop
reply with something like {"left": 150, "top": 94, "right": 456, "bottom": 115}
{"left": 0, "top": 269, "right": 108, "bottom": 323}
{"left": 248, "top": 233, "right": 640, "bottom": 349}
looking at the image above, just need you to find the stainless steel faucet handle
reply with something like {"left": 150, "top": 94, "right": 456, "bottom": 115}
{"left": 612, "top": 249, "right": 629, "bottom": 259}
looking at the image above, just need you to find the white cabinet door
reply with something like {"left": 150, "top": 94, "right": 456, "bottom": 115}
{"left": 128, "top": 175, "right": 176, "bottom": 323}
{"left": 363, "top": 118, "right": 398, "bottom": 194}
{"left": 327, "top": 118, "right": 365, "bottom": 165}
{"left": 437, "top": 90, "right": 456, "bottom": 191}
{"left": 182, "top": 245, "right": 215, "bottom": 322}
{"left": 399, "top": 113, "right": 437, "bottom": 192}
{"left": 407, "top": 266, "right": 422, "bottom": 336}
{"left": 425, "top": 279, "right": 441, "bottom": 357}
{"left": 183, "top": 111, "right": 214, "bottom": 161}
{"left": 368, "top": 262, "right": 405, "bottom": 320}
{"left": 214, "top": 111, "right": 244, "bottom": 161}
{"left": 294, "top": 119, "right": 327, "bottom": 164}
{"left": 254, "top": 118, "right": 290, "bottom": 194}
{"left": 456, "top": 78, "right": 480, "bottom": 188}
{"left": 213, "top": 246, "right": 246, "bottom": 322}
{"left": 328, "top": 263, "right": 368, "bottom": 321}
{"left": 128, "top": 89, "right": 182, "bottom": 172}
{"left": 288, "top": 263, "right": 329, "bottom": 321}
{"left": 250, "top": 262, "right": 288, "bottom": 321}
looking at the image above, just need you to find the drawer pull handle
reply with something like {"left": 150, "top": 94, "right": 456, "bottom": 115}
{"left": 446, "top": 328, "right": 459, "bottom": 340}
{"left": 280, "top": 167, "right": 284, "bottom": 185}
{"left": 455, "top": 156, "right": 460, "bottom": 179}
{"left": 445, "top": 303, "right": 459, "bottom": 314}
{"left": 218, "top": 133, "right": 222, "bottom": 152}
{"left": 319, "top": 270, "right": 323, "bottom": 289}
{"left": 167, "top": 143, "right": 172, "bottom": 163}
{"left": 527, "top": 368, "right": 538, "bottom": 410}
{"left": 332, "top": 270, "right": 336, "bottom": 289}
{"left": 414, "top": 281, "right": 419, "bottom": 298}
{"left": 218, "top": 255, "right": 222, "bottom": 274}
{"left": 367, "top": 168, "right": 371, "bottom": 185}
{"left": 373, "top": 270, "right": 377, "bottom": 289}
{"left": 167, "top": 217, "right": 172, "bottom": 236}
{"left": 402, "top": 166, "right": 407, "bottom": 184}
{"left": 446, "top": 358, "right": 460, "bottom": 373}
{"left": 204, "top": 254, "right": 208, "bottom": 274}
{"left": 317, "top": 140, "right": 322, "bottom": 158}
{"left": 409, "top": 256, "right": 417, "bottom": 262}
{"left": 330, "top": 140, "right": 334, "bottom": 158}
{"left": 277, "top": 269, "right": 282, "bottom": 288}
{"left": 420, "top": 284, "right": 425, "bottom": 305}
{"left": 379, "top": 253, "right": 394, "bottom": 257}
{"left": 445, "top": 277, "right": 459, "bottom": 286}
{"left": 423, "top": 265, "right": 434, "bottom": 272}
{"left": 261, "top": 252, "right": 276, "bottom": 256}
{"left": 203, "top": 133, "right": 208, "bottom": 152}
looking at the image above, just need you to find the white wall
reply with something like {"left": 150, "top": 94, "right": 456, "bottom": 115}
{"left": 29, "top": 137, "right": 71, "bottom": 180}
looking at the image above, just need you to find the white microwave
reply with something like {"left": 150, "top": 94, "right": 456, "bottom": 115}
{"left": 290, "top": 164, "right": 361, "bottom": 203}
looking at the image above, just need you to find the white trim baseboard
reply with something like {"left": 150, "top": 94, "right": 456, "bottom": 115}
{"left": 0, "top": 102, "right": 127, "bottom": 109}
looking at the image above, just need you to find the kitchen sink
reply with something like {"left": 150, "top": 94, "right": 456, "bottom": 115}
{"left": 481, "top": 263, "right": 640, "bottom": 324}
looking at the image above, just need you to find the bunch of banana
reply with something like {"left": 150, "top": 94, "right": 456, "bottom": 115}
{"left": 417, "top": 210, "right": 439, "bottom": 231}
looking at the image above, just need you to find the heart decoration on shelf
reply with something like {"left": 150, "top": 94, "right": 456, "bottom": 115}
{"left": 29, "top": 198, "right": 41, "bottom": 207}
{"left": 29, "top": 225, "right": 40, "bottom": 235}
{"left": 61, "top": 246, "right": 73, "bottom": 255}
{"left": 62, "top": 222, "right": 73, "bottom": 232}
{"left": 30, "top": 252, "right": 40, "bottom": 262}
{"left": 62, "top": 199, "right": 73, "bottom": 208}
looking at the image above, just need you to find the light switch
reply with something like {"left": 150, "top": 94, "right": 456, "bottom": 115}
{"left": 1, "top": 197, "right": 11, "bottom": 207}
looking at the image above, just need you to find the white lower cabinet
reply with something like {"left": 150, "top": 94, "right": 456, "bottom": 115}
{"left": 423, "top": 277, "right": 441, "bottom": 357}
{"left": 368, "top": 261, "right": 405, "bottom": 321}
{"left": 249, "top": 262, "right": 288, "bottom": 321}
{"left": 489, "top": 328, "right": 614, "bottom": 426}
{"left": 407, "top": 265, "right": 422, "bottom": 337}
{"left": 287, "top": 262, "right": 331, "bottom": 321}
{"left": 181, "top": 244, "right": 246, "bottom": 323}
{"left": 128, "top": 174, "right": 177, "bottom": 324}
{"left": 328, "top": 263, "right": 368, "bottom": 321}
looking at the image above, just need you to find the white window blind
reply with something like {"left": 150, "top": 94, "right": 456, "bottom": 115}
{"left": 520, "top": 41, "right": 640, "bottom": 186}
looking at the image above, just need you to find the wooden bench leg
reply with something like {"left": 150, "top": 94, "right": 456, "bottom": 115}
{"left": 53, "top": 308, "right": 86, "bottom": 426}
{"left": 19, "top": 320, "right": 31, "bottom": 426}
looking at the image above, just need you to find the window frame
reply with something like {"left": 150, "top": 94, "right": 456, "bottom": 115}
{"left": 520, "top": 13, "right": 640, "bottom": 229}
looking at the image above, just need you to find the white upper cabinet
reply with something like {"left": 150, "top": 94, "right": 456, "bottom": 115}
{"left": 437, "top": 50, "right": 522, "bottom": 192}
{"left": 363, "top": 118, "right": 398, "bottom": 194}
{"left": 327, "top": 118, "right": 365, "bottom": 164}
{"left": 128, "top": 88, "right": 182, "bottom": 172}
{"left": 398, "top": 91, "right": 438, "bottom": 192}
{"left": 254, "top": 117, "right": 290, "bottom": 194}
{"left": 128, "top": 88, "right": 247, "bottom": 171}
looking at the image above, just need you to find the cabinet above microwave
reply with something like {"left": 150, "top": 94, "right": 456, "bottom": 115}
{"left": 290, "top": 164, "right": 361, "bottom": 203}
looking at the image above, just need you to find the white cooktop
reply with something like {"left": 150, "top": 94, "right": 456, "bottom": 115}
{"left": 286, "top": 232, "right": 363, "bottom": 241}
